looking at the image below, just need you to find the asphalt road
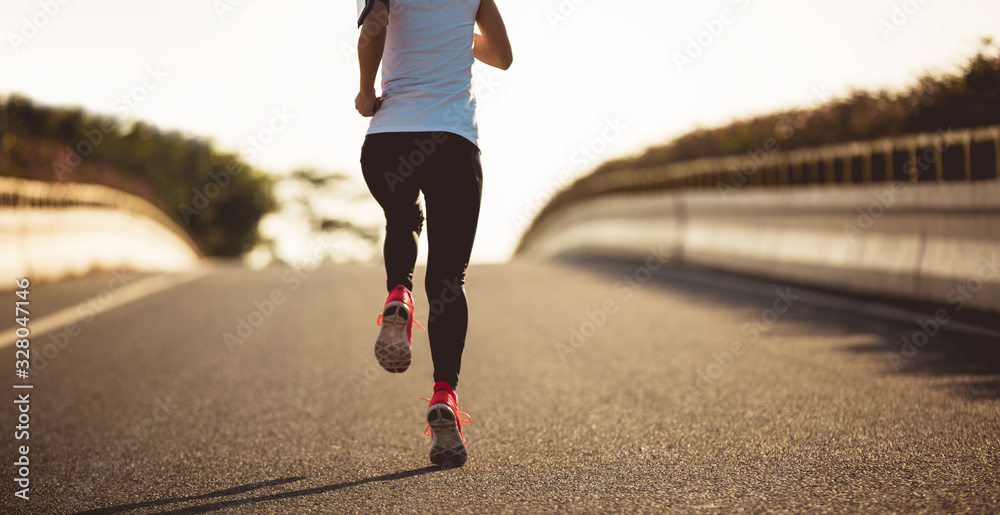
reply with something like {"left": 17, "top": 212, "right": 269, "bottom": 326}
{"left": 1, "top": 259, "right": 998, "bottom": 513}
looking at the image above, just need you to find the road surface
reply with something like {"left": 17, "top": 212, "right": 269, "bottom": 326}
{"left": 1, "top": 258, "right": 998, "bottom": 513}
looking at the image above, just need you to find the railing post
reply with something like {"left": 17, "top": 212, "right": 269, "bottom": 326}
{"left": 995, "top": 128, "right": 1000, "bottom": 179}
{"left": 791, "top": 158, "right": 801, "bottom": 184}
{"left": 884, "top": 142, "right": 893, "bottom": 182}
{"left": 0, "top": 95, "right": 6, "bottom": 172}
{"left": 862, "top": 144, "right": 872, "bottom": 183}
{"left": 963, "top": 132, "right": 972, "bottom": 180}
{"left": 935, "top": 133, "right": 944, "bottom": 182}
{"left": 886, "top": 143, "right": 893, "bottom": 183}
{"left": 849, "top": 146, "right": 858, "bottom": 182}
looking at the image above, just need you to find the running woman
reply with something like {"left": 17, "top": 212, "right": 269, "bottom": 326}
{"left": 355, "top": 0, "right": 512, "bottom": 467}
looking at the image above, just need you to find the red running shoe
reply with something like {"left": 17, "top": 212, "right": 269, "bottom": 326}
{"left": 423, "top": 382, "right": 470, "bottom": 467}
{"left": 375, "top": 285, "right": 422, "bottom": 373}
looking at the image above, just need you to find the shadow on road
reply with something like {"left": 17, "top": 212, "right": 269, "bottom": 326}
{"left": 559, "top": 253, "right": 1000, "bottom": 401}
{"left": 74, "top": 466, "right": 444, "bottom": 514}
{"left": 72, "top": 477, "right": 306, "bottom": 514}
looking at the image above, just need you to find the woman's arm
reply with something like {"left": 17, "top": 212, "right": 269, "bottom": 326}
{"left": 356, "top": 0, "right": 389, "bottom": 117}
{"left": 474, "top": 0, "right": 512, "bottom": 70}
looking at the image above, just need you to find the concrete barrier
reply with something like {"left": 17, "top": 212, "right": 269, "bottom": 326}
{"left": 519, "top": 173, "right": 1000, "bottom": 313}
{"left": 0, "top": 177, "right": 202, "bottom": 287}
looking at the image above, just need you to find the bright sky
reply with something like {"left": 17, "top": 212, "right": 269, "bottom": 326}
{"left": 3, "top": 0, "right": 999, "bottom": 264}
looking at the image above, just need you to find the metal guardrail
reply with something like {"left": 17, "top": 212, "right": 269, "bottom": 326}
{"left": 531, "top": 125, "right": 1000, "bottom": 234}
{"left": 0, "top": 176, "right": 203, "bottom": 257}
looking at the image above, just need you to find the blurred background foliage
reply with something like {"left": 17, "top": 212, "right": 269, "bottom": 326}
{"left": 590, "top": 41, "right": 1000, "bottom": 178}
{"left": 283, "top": 168, "right": 380, "bottom": 246}
{"left": 0, "top": 95, "right": 277, "bottom": 257}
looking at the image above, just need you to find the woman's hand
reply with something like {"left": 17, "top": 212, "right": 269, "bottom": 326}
{"left": 355, "top": 88, "right": 382, "bottom": 117}
{"left": 474, "top": 0, "right": 513, "bottom": 70}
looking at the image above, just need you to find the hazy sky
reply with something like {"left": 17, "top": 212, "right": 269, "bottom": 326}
{"left": 3, "top": 0, "right": 999, "bottom": 263}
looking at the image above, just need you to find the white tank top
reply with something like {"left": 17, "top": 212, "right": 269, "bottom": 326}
{"left": 367, "top": 0, "right": 481, "bottom": 148}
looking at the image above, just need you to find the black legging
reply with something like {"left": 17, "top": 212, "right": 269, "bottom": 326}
{"left": 361, "top": 131, "right": 482, "bottom": 389}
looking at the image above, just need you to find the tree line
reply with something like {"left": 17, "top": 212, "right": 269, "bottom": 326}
{"left": 589, "top": 41, "right": 1000, "bottom": 178}
{"left": 0, "top": 95, "right": 275, "bottom": 256}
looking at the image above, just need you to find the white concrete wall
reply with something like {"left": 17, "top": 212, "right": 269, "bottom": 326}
{"left": 519, "top": 181, "right": 1000, "bottom": 313}
{"left": 1, "top": 207, "right": 201, "bottom": 286}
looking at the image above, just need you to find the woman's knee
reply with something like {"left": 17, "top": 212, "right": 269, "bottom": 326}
{"left": 425, "top": 271, "right": 466, "bottom": 304}
{"left": 384, "top": 203, "right": 424, "bottom": 234}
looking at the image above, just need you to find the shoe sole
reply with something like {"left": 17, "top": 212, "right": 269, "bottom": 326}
{"left": 375, "top": 303, "right": 411, "bottom": 373}
{"left": 427, "top": 404, "right": 468, "bottom": 467}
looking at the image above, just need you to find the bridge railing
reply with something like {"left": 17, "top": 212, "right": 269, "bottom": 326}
{"left": 532, "top": 125, "right": 1000, "bottom": 231}
{"left": 0, "top": 176, "right": 203, "bottom": 286}
{"left": 518, "top": 125, "right": 1000, "bottom": 313}
{"left": 0, "top": 176, "right": 202, "bottom": 257}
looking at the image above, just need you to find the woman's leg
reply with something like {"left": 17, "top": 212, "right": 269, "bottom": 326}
{"left": 421, "top": 132, "right": 483, "bottom": 389}
{"left": 361, "top": 133, "right": 424, "bottom": 292}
